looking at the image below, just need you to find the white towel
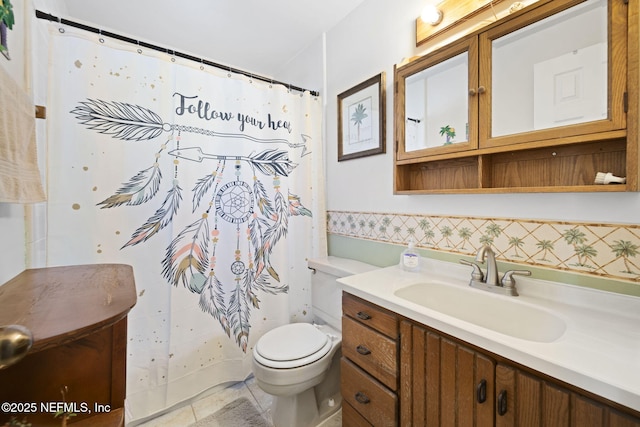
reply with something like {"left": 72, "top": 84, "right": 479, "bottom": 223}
{"left": 0, "top": 63, "right": 45, "bottom": 203}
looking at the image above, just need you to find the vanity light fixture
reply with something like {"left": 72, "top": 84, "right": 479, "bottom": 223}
{"left": 421, "top": 4, "right": 443, "bottom": 26}
{"left": 416, "top": 0, "right": 507, "bottom": 47}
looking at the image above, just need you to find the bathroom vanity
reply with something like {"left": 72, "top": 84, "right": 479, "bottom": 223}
{"left": 0, "top": 264, "right": 136, "bottom": 426}
{"left": 339, "top": 259, "right": 640, "bottom": 426}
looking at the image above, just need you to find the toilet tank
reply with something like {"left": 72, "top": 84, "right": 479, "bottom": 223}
{"left": 308, "top": 256, "right": 378, "bottom": 331}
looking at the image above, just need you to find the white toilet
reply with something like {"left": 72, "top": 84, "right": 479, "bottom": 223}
{"left": 252, "top": 256, "right": 377, "bottom": 427}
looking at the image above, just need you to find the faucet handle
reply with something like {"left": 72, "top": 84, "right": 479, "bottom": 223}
{"left": 459, "top": 259, "right": 484, "bottom": 281}
{"left": 501, "top": 270, "right": 531, "bottom": 289}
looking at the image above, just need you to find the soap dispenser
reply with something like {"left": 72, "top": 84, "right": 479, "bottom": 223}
{"left": 401, "top": 239, "right": 420, "bottom": 272}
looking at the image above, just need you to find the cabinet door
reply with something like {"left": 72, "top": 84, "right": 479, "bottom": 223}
{"left": 395, "top": 37, "right": 479, "bottom": 161}
{"left": 495, "top": 364, "right": 570, "bottom": 427}
{"left": 495, "top": 364, "right": 640, "bottom": 427}
{"left": 573, "top": 394, "right": 640, "bottom": 427}
{"left": 479, "top": 0, "right": 627, "bottom": 148}
{"left": 400, "top": 321, "right": 494, "bottom": 427}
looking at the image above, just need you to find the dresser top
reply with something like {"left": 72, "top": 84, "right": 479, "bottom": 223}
{"left": 0, "top": 264, "right": 137, "bottom": 352}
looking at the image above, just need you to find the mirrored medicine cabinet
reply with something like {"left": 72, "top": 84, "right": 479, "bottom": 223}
{"left": 394, "top": 0, "right": 636, "bottom": 194}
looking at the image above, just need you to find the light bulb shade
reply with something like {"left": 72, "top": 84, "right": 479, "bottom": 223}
{"left": 421, "top": 5, "right": 443, "bottom": 26}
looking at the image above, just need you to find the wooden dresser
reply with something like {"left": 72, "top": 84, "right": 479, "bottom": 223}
{"left": 342, "top": 292, "right": 399, "bottom": 426}
{"left": 0, "top": 264, "right": 136, "bottom": 426}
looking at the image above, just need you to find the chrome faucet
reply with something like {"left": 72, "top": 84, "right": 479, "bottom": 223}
{"left": 475, "top": 245, "right": 499, "bottom": 286}
{"left": 460, "top": 245, "right": 531, "bottom": 296}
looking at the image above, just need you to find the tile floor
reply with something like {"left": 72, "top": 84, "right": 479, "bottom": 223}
{"left": 135, "top": 376, "right": 342, "bottom": 427}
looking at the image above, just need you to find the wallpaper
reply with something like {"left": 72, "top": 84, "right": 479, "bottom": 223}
{"left": 328, "top": 210, "right": 640, "bottom": 284}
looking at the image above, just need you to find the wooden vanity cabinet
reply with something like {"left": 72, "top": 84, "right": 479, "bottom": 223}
{"left": 495, "top": 364, "right": 640, "bottom": 427}
{"left": 0, "top": 264, "right": 136, "bottom": 427}
{"left": 398, "top": 318, "right": 640, "bottom": 427}
{"left": 342, "top": 292, "right": 399, "bottom": 426}
{"left": 394, "top": 0, "right": 638, "bottom": 194}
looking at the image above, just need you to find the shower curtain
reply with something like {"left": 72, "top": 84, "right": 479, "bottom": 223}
{"left": 44, "top": 26, "right": 325, "bottom": 422}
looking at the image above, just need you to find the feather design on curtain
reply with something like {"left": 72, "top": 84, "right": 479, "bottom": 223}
{"left": 123, "top": 180, "right": 182, "bottom": 247}
{"left": 72, "top": 99, "right": 165, "bottom": 141}
{"left": 97, "top": 163, "right": 163, "bottom": 208}
{"left": 70, "top": 98, "right": 312, "bottom": 352}
{"left": 162, "top": 216, "right": 211, "bottom": 292}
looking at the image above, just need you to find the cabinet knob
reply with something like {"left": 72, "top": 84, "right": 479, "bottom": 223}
{"left": 356, "top": 345, "right": 372, "bottom": 355}
{"left": 356, "top": 311, "right": 372, "bottom": 321}
{"left": 478, "top": 85, "right": 486, "bottom": 94}
{"left": 469, "top": 88, "right": 477, "bottom": 96}
{"left": 497, "top": 390, "right": 508, "bottom": 416}
{"left": 355, "top": 391, "right": 371, "bottom": 404}
{"left": 476, "top": 379, "right": 487, "bottom": 403}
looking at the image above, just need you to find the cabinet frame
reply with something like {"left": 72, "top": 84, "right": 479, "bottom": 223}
{"left": 394, "top": 0, "right": 638, "bottom": 194}
{"left": 396, "top": 37, "right": 479, "bottom": 161}
{"left": 478, "top": 0, "right": 628, "bottom": 149}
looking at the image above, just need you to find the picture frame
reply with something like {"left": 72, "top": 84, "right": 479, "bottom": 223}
{"left": 337, "top": 72, "right": 386, "bottom": 161}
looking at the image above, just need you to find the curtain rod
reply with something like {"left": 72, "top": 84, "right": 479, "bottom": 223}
{"left": 35, "top": 10, "right": 320, "bottom": 97}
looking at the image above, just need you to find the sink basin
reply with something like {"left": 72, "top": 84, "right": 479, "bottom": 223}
{"left": 394, "top": 281, "right": 566, "bottom": 342}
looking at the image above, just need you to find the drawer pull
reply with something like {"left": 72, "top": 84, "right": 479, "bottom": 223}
{"left": 497, "top": 390, "right": 508, "bottom": 416}
{"left": 476, "top": 379, "right": 487, "bottom": 403}
{"left": 356, "top": 345, "right": 371, "bottom": 355}
{"left": 355, "top": 391, "right": 371, "bottom": 404}
{"left": 356, "top": 311, "right": 371, "bottom": 320}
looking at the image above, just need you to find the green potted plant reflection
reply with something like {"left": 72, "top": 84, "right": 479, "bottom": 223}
{"left": 2, "top": 417, "right": 31, "bottom": 427}
{"left": 440, "top": 125, "right": 455, "bottom": 145}
{"left": 54, "top": 386, "right": 76, "bottom": 427}
{"left": 0, "top": 0, "right": 14, "bottom": 59}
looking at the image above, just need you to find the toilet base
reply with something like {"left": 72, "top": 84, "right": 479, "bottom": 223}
{"left": 271, "top": 387, "right": 342, "bottom": 427}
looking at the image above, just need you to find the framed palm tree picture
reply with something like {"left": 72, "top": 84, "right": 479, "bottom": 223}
{"left": 337, "top": 72, "right": 386, "bottom": 161}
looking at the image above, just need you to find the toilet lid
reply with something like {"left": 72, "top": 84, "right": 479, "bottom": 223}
{"left": 255, "top": 323, "right": 331, "bottom": 368}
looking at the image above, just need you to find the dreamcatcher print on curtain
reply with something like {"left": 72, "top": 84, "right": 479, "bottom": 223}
{"left": 45, "top": 25, "right": 324, "bottom": 422}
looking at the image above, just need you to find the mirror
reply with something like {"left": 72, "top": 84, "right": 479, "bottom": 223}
{"left": 404, "top": 51, "right": 470, "bottom": 152}
{"left": 491, "top": 0, "right": 608, "bottom": 137}
{"left": 397, "top": 0, "right": 612, "bottom": 158}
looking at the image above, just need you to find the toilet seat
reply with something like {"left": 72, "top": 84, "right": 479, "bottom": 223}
{"left": 254, "top": 323, "right": 333, "bottom": 369}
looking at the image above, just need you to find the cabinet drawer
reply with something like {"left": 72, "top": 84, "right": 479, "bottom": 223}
{"left": 342, "top": 401, "right": 373, "bottom": 427}
{"left": 341, "top": 357, "right": 398, "bottom": 427}
{"left": 343, "top": 292, "right": 398, "bottom": 338}
{"left": 343, "top": 315, "right": 398, "bottom": 390}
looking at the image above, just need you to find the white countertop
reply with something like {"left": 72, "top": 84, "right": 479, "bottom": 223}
{"left": 338, "top": 257, "right": 640, "bottom": 413}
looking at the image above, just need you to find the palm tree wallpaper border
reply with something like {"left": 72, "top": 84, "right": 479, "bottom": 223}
{"left": 327, "top": 210, "right": 640, "bottom": 284}
{"left": 337, "top": 72, "right": 386, "bottom": 161}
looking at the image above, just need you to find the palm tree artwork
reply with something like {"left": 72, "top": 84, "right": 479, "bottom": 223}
{"left": 350, "top": 102, "right": 368, "bottom": 143}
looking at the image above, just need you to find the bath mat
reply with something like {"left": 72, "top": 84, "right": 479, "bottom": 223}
{"left": 190, "top": 397, "right": 271, "bottom": 427}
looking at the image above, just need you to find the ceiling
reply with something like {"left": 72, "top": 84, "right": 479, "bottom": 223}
{"left": 56, "top": 0, "right": 366, "bottom": 79}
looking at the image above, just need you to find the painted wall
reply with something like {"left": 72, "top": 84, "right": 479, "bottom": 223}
{"left": 282, "top": 0, "right": 640, "bottom": 294}
{"left": 322, "top": 0, "right": 640, "bottom": 222}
